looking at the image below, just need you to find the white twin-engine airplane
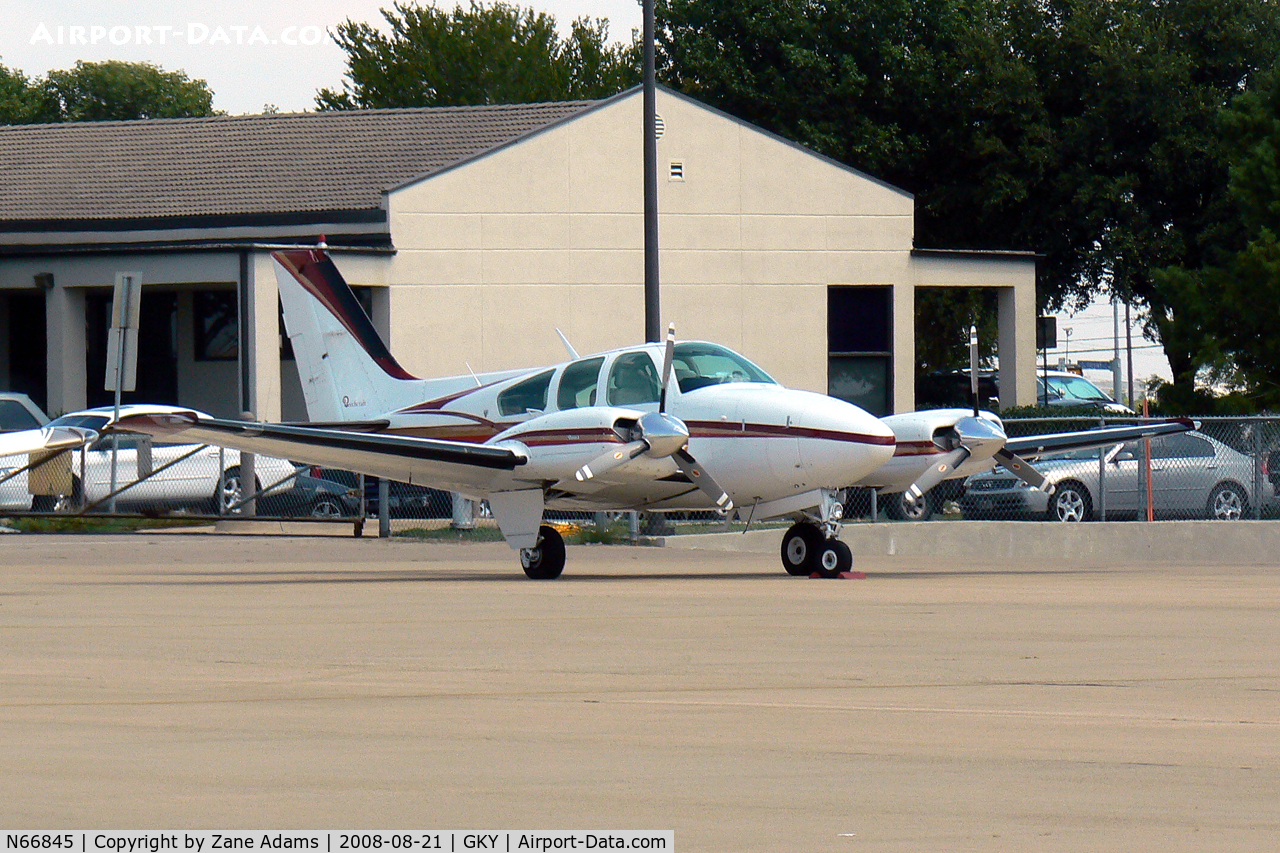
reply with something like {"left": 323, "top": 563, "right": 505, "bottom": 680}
{"left": 116, "top": 247, "right": 1191, "bottom": 579}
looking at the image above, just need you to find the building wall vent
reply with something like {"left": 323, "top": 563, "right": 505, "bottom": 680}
{"left": 669, "top": 161, "right": 684, "bottom": 181}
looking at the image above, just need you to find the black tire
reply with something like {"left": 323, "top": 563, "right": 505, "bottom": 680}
{"left": 815, "top": 538, "right": 853, "bottom": 578}
{"left": 309, "top": 496, "right": 345, "bottom": 519}
{"left": 217, "top": 467, "right": 261, "bottom": 514}
{"left": 781, "top": 523, "right": 824, "bottom": 576}
{"left": 886, "top": 489, "right": 935, "bottom": 521}
{"left": 1048, "top": 481, "right": 1092, "bottom": 522}
{"left": 521, "top": 525, "right": 566, "bottom": 580}
{"left": 1208, "top": 482, "right": 1248, "bottom": 521}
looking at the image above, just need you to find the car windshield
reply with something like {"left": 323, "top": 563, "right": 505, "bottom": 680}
{"left": 47, "top": 413, "right": 110, "bottom": 430}
{"left": 672, "top": 343, "right": 775, "bottom": 393}
{"left": 1046, "top": 375, "right": 1110, "bottom": 402}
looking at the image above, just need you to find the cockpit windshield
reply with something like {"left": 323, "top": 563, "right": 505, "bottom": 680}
{"left": 672, "top": 343, "right": 775, "bottom": 393}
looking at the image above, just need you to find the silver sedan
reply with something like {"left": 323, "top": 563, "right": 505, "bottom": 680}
{"left": 961, "top": 431, "right": 1273, "bottom": 521}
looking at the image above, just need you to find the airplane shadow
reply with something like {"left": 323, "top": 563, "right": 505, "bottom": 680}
{"left": 102, "top": 568, "right": 781, "bottom": 587}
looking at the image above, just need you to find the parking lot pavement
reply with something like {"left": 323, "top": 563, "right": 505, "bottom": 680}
{"left": 1, "top": 534, "right": 1277, "bottom": 851}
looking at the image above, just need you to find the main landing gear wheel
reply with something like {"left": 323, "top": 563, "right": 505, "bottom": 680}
{"left": 781, "top": 523, "right": 825, "bottom": 576}
{"left": 520, "top": 524, "right": 566, "bottom": 580}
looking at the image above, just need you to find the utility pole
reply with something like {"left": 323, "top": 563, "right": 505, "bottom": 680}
{"left": 1112, "top": 297, "right": 1122, "bottom": 404}
{"left": 1125, "top": 301, "right": 1135, "bottom": 407}
{"left": 642, "top": 0, "right": 661, "bottom": 343}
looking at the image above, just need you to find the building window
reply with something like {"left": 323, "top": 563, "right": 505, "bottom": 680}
{"left": 828, "top": 286, "right": 892, "bottom": 416}
{"left": 194, "top": 291, "right": 238, "bottom": 361}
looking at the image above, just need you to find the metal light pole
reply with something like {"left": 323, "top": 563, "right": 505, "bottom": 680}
{"left": 642, "top": 0, "right": 661, "bottom": 343}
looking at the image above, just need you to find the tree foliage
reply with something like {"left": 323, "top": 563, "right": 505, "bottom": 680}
{"left": 317, "top": 1, "right": 640, "bottom": 109}
{"left": 0, "top": 59, "right": 216, "bottom": 124}
{"left": 1154, "top": 68, "right": 1280, "bottom": 411}
{"left": 658, "top": 0, "right": 1280, "bottom": 387}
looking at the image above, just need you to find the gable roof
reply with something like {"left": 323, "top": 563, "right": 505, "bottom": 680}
{"left": 0, "top": 101, "right": 595, "bottom": 231}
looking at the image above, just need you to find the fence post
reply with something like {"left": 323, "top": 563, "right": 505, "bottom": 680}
{"left": 378, "top": 477, "right": 391, "bottom": 538}
{"left": 452, "top": 493, "right": 476, "bottom": 530}
{"left": 870, "top": 488, "right": 878, "bottom": 523}
{"left": 1098, "top": 417, "right": 1107, "bottom": 522}
{"left": 239, "top": 410, "right": 256, "bottom": 517}
{"left": 1254, "top": 420, "right": 1264, "bottom": 520}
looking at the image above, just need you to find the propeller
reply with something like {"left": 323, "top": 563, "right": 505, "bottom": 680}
{"left": 993, "top": 447, "right": 1054, "bottom": 494}
{"left": 574, "top": 323, "right": 734, "bottom": 514}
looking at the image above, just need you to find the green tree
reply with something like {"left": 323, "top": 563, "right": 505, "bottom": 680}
{"left": 44, "top": 60, "right": 215, "bottom": 121}
{"left": 1, "top": 60, "right": 216, "bottom": 125}
{"left": 1154, "top": 68, "right": 1280, "bottom": 410}
{"left": 317, "top": 1, "right": 640, "bottom": 109}
{"left": 0, "top": 61, "right": 58, "bottom": 124}
{"left": 658, "top": 0, "right": 1280, "bottom": 390}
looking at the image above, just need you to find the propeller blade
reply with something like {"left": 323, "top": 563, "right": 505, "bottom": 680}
{"left": 575, "top": 440, "right": 648, "bottom": 482}
{"left": 905, "top": 446, "right": 972, "bottom": 507}
{"left": 675, "top": 448, "right": 734, "bottom": 514}
{"left": 969, "top": 324, "right": 980, "bottom": 416}
{"left": 994, "top": 448, "right": 1054, "bottom": 494}
{"left": 659, "top": 322, "right": 675, "bottom": 412}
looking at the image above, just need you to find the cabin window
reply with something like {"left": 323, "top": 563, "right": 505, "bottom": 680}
{"left": 606, "top": 353, "right": 662, "bottom": 406}
{"left": 497, "top": 369, "right": 554, "bottom": 417}
{"left": 556, "top": 357, "right": 604, "bottom": 410}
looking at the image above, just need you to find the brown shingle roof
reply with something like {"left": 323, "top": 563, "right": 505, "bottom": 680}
{"left": 0, "top": 101, "right": 597, "bottom": 225}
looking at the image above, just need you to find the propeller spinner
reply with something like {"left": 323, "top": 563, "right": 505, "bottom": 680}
{"left": 574, "top": 324, "right": 734, "bottom": 513}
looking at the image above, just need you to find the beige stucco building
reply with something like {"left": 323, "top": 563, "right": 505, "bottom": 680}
{"left": 0, "top": 86, "right": 1037, "bottom": 421}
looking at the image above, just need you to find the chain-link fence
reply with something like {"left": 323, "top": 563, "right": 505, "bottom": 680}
{"left": 850, "top": 416, "right": 1280, "bottom": 523}
{"left": 5, "top": 416, "right": 1277, "bottom": 527}
{"left": 0, "top": 436, "right": 365, "bottom": 521}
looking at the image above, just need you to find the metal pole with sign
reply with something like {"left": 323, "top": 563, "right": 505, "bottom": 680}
{"left": 104, "top": 272, "right": 142, "bottom": 513}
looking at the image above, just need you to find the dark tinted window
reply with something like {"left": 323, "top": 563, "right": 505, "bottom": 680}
{"left": 556, "top": 357, "right": 604, "bottom": 410}
{"left": 1154, "top": 433, "right": 1215, "bottom": 459}
{"left": 498, "top": 370, "right": 554, "bottom": 416}
{"left": 0, "top": 399, "right": 40, "bottom": 431}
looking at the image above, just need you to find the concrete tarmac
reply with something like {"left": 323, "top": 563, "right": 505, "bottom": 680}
{"left": 0, "top": 533, "right": 1276, "bottom": 851}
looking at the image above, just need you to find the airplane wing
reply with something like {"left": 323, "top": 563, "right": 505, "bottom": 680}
{"left": 1005, "top": 418, "right": 1196, "bottom": 458}
{"left": 0, "top": 426, "right": 98, "bottom": 458}
{"left": 111, "top": 411, "right": 526, "bottom": 495}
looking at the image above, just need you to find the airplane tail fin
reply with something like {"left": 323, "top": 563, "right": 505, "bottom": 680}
{"left": 273, "top": 249, "right": 433, "bottom": 422}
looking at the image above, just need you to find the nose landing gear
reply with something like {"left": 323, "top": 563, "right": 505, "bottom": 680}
{"left": 779, "top": 489, "right": 858, "bottom": 578}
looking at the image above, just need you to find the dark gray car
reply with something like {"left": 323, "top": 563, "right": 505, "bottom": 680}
{"left": 962, "top": 431, "right": 1273, "bottom": 521}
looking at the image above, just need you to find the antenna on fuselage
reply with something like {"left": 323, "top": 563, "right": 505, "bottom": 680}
{"left": 555, "top": 328, "right": 580, "bottom": 360}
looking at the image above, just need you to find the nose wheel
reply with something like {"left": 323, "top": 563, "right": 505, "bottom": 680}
{"left": 781, "top": 522, "right": 853, "bottom": 578}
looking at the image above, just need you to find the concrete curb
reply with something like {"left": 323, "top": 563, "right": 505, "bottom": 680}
{"left": 652, "top": 520, "right": 1280, "bottom": 565}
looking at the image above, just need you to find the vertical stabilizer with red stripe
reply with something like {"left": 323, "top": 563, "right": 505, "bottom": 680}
{"left": 273, "top": 249, "right": 473, "bottom": 422}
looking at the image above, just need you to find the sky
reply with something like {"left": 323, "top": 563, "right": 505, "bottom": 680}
{"left": 1040, "top": 298, "right": 1172, "bottom": 404}
{"left": 3, "top": 0, "right": 644, "bottom": 115}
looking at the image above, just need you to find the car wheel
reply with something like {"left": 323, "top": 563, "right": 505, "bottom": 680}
{"left": 1208, "top": 482, "right": 1248, "bottom": 521}
{"left": 217, "top": 467, "right": 262, "bottom": 514}
{"left": 1049, "top": 481, "right": 1091, "bottom": 522}
{"left": 887, "top": 489, "right": 935, "bottom": 521}
{"left": 309, "top": 497, "right": 345, "bottom": 519}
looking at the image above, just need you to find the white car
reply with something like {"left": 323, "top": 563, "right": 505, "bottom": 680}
{"left": 1, "top": 404, "right": 298, "bottom": 514}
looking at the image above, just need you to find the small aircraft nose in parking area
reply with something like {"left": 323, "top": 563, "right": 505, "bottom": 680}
{"left": 792, "top": 390, "right": 898, "bottom": 485}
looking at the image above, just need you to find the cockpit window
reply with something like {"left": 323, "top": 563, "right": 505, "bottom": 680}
{"left": 556, "top": 357, "right": 605, "bottom": 410}
{"left": 607, "top": 352, "right": 662, "bottom": 406}
{"left": 498, "top": 369, "right": 554, "bottom": 416}
{"left": 672, "top": 343, "right": 774, "bottom": 393}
